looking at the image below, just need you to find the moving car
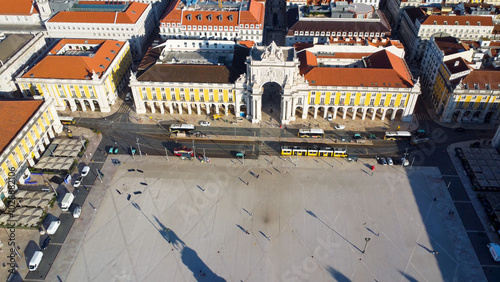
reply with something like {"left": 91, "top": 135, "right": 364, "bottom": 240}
{"left": 64, "top": 174, "right": 71, "bottom": 184}
{"left": 327, "top": 114, "right": 332, "bottom": 121}
{"left": 199, "top": 121, "right": 210, "bottom": 126}
{"left": 73, "top": 176, "right": 83, "bottom": 188}
{"left": 334, "top": 124, "right": 345, "bottom": 130}
{"left": 81, "top": 166, "right": 90, "bottom": 177}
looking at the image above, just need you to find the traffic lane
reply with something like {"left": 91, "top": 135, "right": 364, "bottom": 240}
{"left": 483, "top": 267, "right": 500, "bottom": 282}
{"left": 443, "top": 176, "right": 470, "bottom": 202}
{"left": 455, "top": 202, "right": 485, "bottom": 232}
{"left": 50, "top": 212, "right": 75, "bottom": 244}
{"left": 196, "top": 126, "right": 260, "bottom": 137}
{"left": 468, "top": 232, "right": 496, "bottom": 265}
{"left": 24, "top": 244, "right": 62, "bottom": 281}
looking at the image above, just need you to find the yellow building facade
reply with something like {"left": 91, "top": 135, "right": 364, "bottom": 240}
{"left": 0, "top": 98, "right": 62, "bottom": 210}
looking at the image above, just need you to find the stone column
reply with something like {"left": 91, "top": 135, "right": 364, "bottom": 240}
{"left": 313, "top": 107, "right": 318, "bottom": 119}
{"left": 302, "top": 106, "right": 308, "bottom": 119}
{"left": 178, "top": 103, "right": 183, "bottom": 114}
{"left": 89, "top": 101, "right": 95, "bottom": 111}
{"left": 215, "top": 104, "right": 220, "bottom": 114}
{"left": 159, "top": 102, "right": 164, "bottom": 114}
{"left": 187, "top": 104, "right": 192, "bottom": 115}
{"left": 361, "top": 108, "right": 367, "bottom": 120}
{"left": 333, "top": 107, "right": 337, "bottom": 119}
{"left": 323, "top": 108, "right": 328, "bottom": 118}
{"left": 169, "top": 103, "right": 174, "bottom": 114}
{"left": 206, "top": 104, "right": 210, "bottom": 115}
{"left": 197, "top": 104, "right": 201, "bottom": 115}
{"left": 150, "top": 102, "right": 156, "bottom": 113}
{"left": 372, "top": 109, "right": 377, "bottom": 120}
{"left": 81, "top": 100, "right": 87, "bottom": 111}
{"left": 391, "top": 109, "right": 397, "bottom": 120}
{"left": 342, "top": 108, "right": 347, "bottom": 119}
{"left": 381, "top": 109, "right": 387, "bottom": 120}
{"left": 352, "top": 108, "right": 356, "bottom": 120}
{"left": 69, "top": 99, "right": 77, "bottom": 111}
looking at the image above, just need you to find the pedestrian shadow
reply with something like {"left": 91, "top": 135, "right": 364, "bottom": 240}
{"left": 236, "top": 224, "right": 249, "bottom": 234}
{"left": 325, "top": 266, "right": 351, "bottom": 282}
{"left": 366, "top": 227, "right": 379, "bottom": 237}
{"left": 416, "top": 242, "right": 432, "bottom": 253}
{"left": 305, "top": 209, "right": 363, "bottom": 253}
{"left": 397, "top": 269, "right": 418, "bottom": 282}
{"left": 153, "top": 216, "right": 226, "bottom": 281}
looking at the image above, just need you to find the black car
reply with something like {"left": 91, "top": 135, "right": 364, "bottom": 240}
{"left": 41, "top": 236, "right": 51, "bottom": 250}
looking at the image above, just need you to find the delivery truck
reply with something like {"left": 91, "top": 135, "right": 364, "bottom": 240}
{"left": 46, "top": 220, "right": 61, "bottom": 235}
{"left": 29, "top": 251, "right": 43, "bottom": 271}
{"left": 61, "top": 193, "right": 74, "bottom": 212}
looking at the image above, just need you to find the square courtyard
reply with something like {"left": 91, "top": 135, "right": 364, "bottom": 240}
{"left": 56, "top": 155, "right": 483, "bottom": 282}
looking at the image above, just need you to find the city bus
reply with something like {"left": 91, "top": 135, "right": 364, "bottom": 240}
{"left": 383, "top": 131, "right": 412, "bottom": 141}
{"left": 169, "top": 124, "right": 195, "bottom": 134}
{"left": 59, "top": 116, "right": 76, "bottom": 125}
{"left": 298, "top": 129, "right": 325, "bottom": 138}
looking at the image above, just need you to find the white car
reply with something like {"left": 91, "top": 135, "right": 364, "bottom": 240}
{"left": 125, "top": 93, "right": 132, "bottom": 101}
{"left": 81, "top": 166, "right": 90, "bottom": 177}
{"left": 199, "top": 121, "right": 210, "bottom": 126}
{"left": 74, "top": 176, "right": 83, "bottom": 187}
{"left": 387, "top": 157, "right": 393, "bottom": 165}
{"left": 73, "top": 206, "right": 82, "bottom": 218}
{"left": 334, "top": 124, "right": 345, "bottom": 130}
{"left": 327, "top": 114, "right": 333, "bottom": 121}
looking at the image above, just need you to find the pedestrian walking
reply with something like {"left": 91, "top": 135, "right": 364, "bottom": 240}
{"left": 245, "top": 230, "right": 250, "bottom": 234}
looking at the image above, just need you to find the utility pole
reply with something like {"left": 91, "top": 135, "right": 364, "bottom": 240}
{"left": 136, "top": 137, "right": 142, "bottom": 157}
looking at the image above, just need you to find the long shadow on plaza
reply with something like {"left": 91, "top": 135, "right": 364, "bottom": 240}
{"left": 325, "top": 266, "right": 351, "bottom": 282}
{"left": 153, "top": 216, "right": 226, "bottom": 282}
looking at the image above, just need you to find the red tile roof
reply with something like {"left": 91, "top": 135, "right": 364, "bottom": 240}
{"left": 0, "top": 0, "right": 38, "bottom": 15}
{"left": 160, "top": 0, "right": 264, "bottom": 26}
{"left": 48, "top": 2, "right": 148, "bottom": 24}
{"left": 299, "top": 49, "right": 414, "bottom": 88}
{"left": 461, "top": 69, "right": 500, "bottom": 90}
{"left": 238, "top": 40, "right": 255, "bottom": 48}
{"left": 422, "top": 15, "right": 493, "bottom": 26}
{"left": 0, "top": 100, "right": 43, "bottom": 154}
{"left": 22, "top": 39, "right": 126, "bottom": 80}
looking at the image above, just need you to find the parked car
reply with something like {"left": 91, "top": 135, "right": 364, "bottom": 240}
{"left": 387, "top": 157, "right": 393, "bottom": 165}
{"left": 401, "top": 158, "right": 410, "bottom": 167}
{"left": 380, "top": 157, "right": 387, "bottom": 165}
{"left": 125, "top": 93, "right": 132, "bottom": 101}
{"left": 327, "top": 114, "right": 333, "bottom": 121}
{"left": 236, "top": 117, "right": 244, "bottom": 123}
{"left": 454, "top": 127, "right": 465, "bottom": 132}
{"left": 73, "top": 176, "right": 83, "bottom": 188}
{"left": 199, "top": 121, "right": 210, "bottom": 126}
{"left": 41, "top": 237, "right": 51, "bottom": 250}
{"left": 353, "top": 134, "right": 363, "bottom": 140}
{"left": 81, "top": 166, "right": 90, "bottom": 177}
{"left": 73, "top": 205, "right": 81, "bottom": 218}
{"left": 334, "top": 124, "right": 345, "bottom": 130}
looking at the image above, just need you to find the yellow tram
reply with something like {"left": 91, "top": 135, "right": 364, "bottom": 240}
{"left": 281, "top": 146, "right": 348, "bottom": 158}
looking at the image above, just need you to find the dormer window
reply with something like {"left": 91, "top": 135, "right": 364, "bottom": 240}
{"left": 433, "top": 21, "right": 437, "bottom": 25}
{"left": 466, "top": 21, "right": 470, "bottom": 26}
{"left": 207, "top": 14, "right": 212, "bottom": 21}
{"left": 228, "top": 15, "right": 233, "bottom": 21}
{"left": 455, "top": 21, "right": 458, "bottom": 25}
{"left": 217, "top": 14, "right": 223, "bottom": 21}
{"left": 444, "top": 21, "right": 447, "bottom": 25}
{"left": 477, "top": 22, "right": 481, "bottom": 26}
{"left": 186, "top": 14, "right": 192, "bottom": 21}
{"left": 197, "top": 14, "right": 202, "bottom": 21}
{"left": 99, "top": 64, "right": 105, "bottom": 69}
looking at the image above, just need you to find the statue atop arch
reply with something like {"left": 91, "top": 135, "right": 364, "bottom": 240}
{"left": 260, "top": 41, "right": 284, "bottom": 62}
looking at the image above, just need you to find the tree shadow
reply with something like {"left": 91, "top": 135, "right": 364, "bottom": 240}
{"left": 325, "top": 266, "right": 351, "bottom": 282}
{"left": 153, "top": 216, "right": 226, "bottom": 281}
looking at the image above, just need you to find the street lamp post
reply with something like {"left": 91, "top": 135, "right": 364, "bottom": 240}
{"left": 136, "top": 137, "right": 142, "bottom": 157}
{"left": 241, "top": 150, "right": 245, "bottom": 164}
{"left": 362, "top": 237, "right": 371, "bottom": 253}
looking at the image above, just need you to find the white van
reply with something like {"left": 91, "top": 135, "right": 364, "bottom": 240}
{"left": 47, "top": 220, "right": 61, "bottom": 235}
{"left": 29, "top": 251, "right": 43, "bottom": 271}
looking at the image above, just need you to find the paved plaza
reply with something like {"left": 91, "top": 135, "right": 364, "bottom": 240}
{"left": 51, "top": 154, "right": 483, "bottom": 282}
